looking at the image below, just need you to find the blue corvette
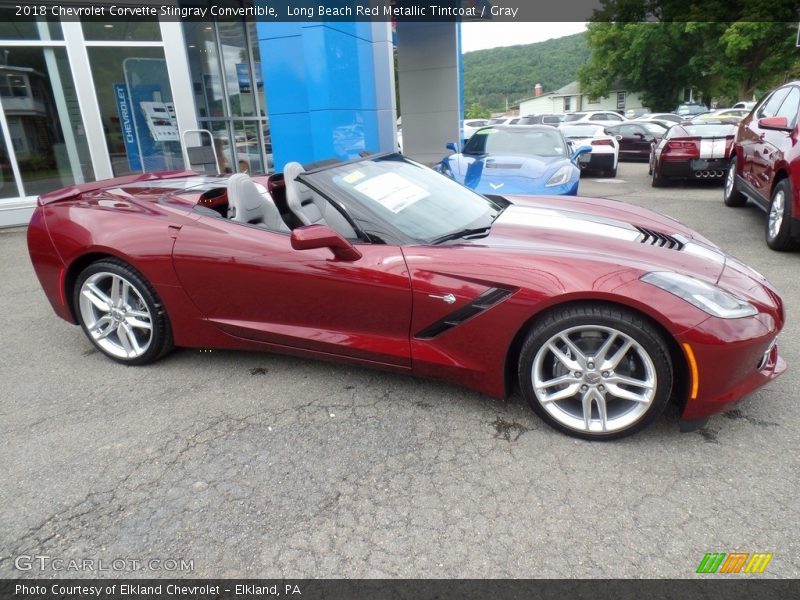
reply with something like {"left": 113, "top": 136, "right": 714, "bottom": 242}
{"left": 435, "top": 125, "right": 591, "bottom": 195}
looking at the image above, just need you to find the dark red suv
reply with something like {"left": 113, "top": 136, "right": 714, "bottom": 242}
{"left": 724, "top": 81, "right": 800, "bottom": 251}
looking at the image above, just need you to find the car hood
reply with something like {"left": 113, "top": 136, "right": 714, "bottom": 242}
{"left": 472, "top": 196, "right": 729, "bottom": 282}
{"left": 446, "top": 153, "right": 572, "bottom": 193}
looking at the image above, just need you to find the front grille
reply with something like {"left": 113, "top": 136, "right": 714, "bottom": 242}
{"left": 635, "top": 226, "right": 685, "bottom": 250}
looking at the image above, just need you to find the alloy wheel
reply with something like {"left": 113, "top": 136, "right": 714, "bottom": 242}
{"left": 768, "top": 188, "right": 785, "bottom": 242}
{"left": 724, "top": 161, "right": 735, "bottom": 199}
{"left": 531, "top": 325, "right": 657, "bottom": 434}
{"left": 78, "top": 271, "right": 153, "bottom": 359}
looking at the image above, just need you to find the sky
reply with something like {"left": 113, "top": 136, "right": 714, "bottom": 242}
{"left": 460, "top": 22, "right": 588, "bottom": 53}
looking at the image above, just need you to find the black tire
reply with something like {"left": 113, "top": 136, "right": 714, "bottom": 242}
{"left": 765, "top": 178, "right": 799, "bottom": 251}
{"left": 608, "top": 165, "right": 617, "bottom": 178}
{"left": 74, "top": 258, "right": 173, "bottom": 365}
{"left": 518, "top": 304, "right": 673, "bottom": 441}
{"left": 723, "top": 155, "right": 748, "bottom": 207}
{"left": 651, "top": 162, "right": 667, "bottom": 187}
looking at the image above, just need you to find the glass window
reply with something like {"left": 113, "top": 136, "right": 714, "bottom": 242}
{"left": 0, "top": 123, "right": 19, "bottom": 198}
{"left": 616, "top": 92, "right": 626, "bottom": 109}
{"left": 775, "top": 87, "right": 800, "bottom": 128}
{"left": 463, "top": 127, "right": 567, "bottom": 157}
{"left": 563, "top": 97, "right": 571, "bottom": 112}
{"left": 247, "top": 21, "right": 268, "bottom": 120}
{"left": 232, "top": 120, "right": 265, "bottom": 174}
{"left": 307, "top": 155, "right": 503, "bottom": 244}
{"left": 0, "top": 12, "right": 62, "bottom": 41}
{"left": 81, "top": 21, "right": 161, "bottom": 42}
{"left": 757, "top": 87, "right": 791, "bottom": 119}
{"left": 217, "top": 21, "right": 259, "bottom": 118}
{"left": 641, "top": 122, "right": 667, "bottom": 134}
{"left": 184, "top": 19, "right": 270, "bottom": 174}
{"left": 87, "top": 47, "right": 183, "bottom": 176}
{"left": 0, "top": 46, "right": 93, "bottom": 196}
{"left": 184, "top": 23, "right": 225, "bottom": 118}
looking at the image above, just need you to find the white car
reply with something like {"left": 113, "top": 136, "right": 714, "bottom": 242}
{"left": 463, "top": 118, "right": 490, "bottom": 140}
{"left": 562, "top": 110, "right": 627, "bottom": 127}
{"left": 633, "top": 112, "right": 683, "bottom": 125}
{"left": 558, "top": 123, "right": 619, "bottom": 177}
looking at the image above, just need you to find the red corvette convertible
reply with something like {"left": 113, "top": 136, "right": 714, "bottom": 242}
{"left": 27, "top": 154, "right": 785, "bottom": 440}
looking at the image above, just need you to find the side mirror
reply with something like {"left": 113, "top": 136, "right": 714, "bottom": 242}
{"left": 446, "top": 142, "right": 458, "bottom": 153}
{"left": 758, "top": 116, "right": 791, "bottom": 131}
{"left": 615, "top": 134, "right": 623, "bottom": 141}
{"left": 290, "top": 224, "right": 362, "bottom": 262}
{"left": 571, "top": 145, "right": 592, "bottom": 160}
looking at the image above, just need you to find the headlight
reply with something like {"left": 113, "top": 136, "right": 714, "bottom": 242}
{"left": 545, "top": 165, "right": 573, "bottom": 187}
{"left": 641, "top": 271, "right": 757, "bottom": 319}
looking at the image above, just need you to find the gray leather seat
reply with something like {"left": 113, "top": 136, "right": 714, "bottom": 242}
{"left": 227, "top": 173, "right": 289, "bottom": 233}
{"left": 283, "top": 161, "right": 356, "bottom": 238}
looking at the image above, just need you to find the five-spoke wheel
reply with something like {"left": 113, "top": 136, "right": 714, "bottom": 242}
{"left": 765, "top": 179, "right": 798, "bottom": 251}
{"left": 723, "top": 156, "right": 747, "bottom": 207}
{"left": 75, "top": 259, "right": 172, "bottom": 364}
{"left": 519, "top": 305, "right": 672, "bottom": 440}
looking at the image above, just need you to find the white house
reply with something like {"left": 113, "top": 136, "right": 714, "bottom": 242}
{"left": 518, "top": 81, "right": 647, "bottom": 116}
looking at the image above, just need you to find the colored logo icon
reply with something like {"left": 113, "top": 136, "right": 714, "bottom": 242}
{"left": 696, "top": 552, "right": 773, "bottom": 574}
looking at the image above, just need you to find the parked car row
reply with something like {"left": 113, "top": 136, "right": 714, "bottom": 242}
{"left": 439, "top": 87, "right": 800, "bottom": 256}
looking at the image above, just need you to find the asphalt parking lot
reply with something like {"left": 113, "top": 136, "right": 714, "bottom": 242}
{"left": 1, "top": 161, "right": 798, "bottom": 579}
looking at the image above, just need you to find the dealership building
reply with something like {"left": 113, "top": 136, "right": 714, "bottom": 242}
{"left": 0, "top": 3, "right": 463, "bottom": 227}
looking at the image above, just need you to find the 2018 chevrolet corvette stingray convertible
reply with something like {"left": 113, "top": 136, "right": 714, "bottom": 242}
{"left": 28, "top": 154, "right": 785, "bottom": 440}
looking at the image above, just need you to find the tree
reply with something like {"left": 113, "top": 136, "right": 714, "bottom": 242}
{"left": 465, "top": 102, "right": 490, "bottom": 119}
{"left": 579, "top": 22, "right": 714, "bottom": 111}
{"left": 579, "top": 1, "right": 800, "bottom": 110}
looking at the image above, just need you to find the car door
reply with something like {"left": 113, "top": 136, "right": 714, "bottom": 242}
{"left": 171, "top": 216, "right": 413, "bottom": 366}
{"left": 611, "top": 124, "right": 641, "bottom": 158}
{"left": 756, "top": 86, "right": 799, "bottom": 197}
{"left": 743, "top": 86, "right": 791, "bottom": 196}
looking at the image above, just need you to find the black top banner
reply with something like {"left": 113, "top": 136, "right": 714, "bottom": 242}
{"left": 0, "top": 0, "right": 799, "bottom": 22}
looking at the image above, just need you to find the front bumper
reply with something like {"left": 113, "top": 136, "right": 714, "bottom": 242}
{"left": 678, "top": 320, "right": 785, "bottom": 422}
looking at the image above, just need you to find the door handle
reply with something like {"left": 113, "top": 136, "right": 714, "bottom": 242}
{"left": 428, "top": 293, "right": 456, "bottom": 305}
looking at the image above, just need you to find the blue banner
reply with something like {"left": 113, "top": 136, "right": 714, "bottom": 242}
{"left": 113, "top": 83, "right": 141, "bottom": 171}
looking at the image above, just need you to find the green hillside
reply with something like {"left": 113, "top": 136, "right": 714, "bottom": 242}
{"left": 463, "top": 33, "right": 590, "bottom": 113}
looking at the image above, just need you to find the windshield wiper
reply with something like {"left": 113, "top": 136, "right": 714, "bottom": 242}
{"left": 431, "top": 226, "right": 492, "bottom": 245}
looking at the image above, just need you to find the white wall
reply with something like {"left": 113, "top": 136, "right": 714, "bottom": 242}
{"left": 396, "top": 22, "right": 461, "bottom": 165}
{"left": 520, "top": 90, "right": 647, "bottom": 115}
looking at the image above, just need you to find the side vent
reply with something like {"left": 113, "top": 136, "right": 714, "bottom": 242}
{"left": 415, "top": 287, "right": 513, "bottom": 340}
{"left": 635, "top": 226, "right": 684, "bottom": 250}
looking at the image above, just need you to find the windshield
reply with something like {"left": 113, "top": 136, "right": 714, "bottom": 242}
{"left": 462, "top": 127, "right": 568, "bottom": 157}
{"left": 680, "top": 124, "right": 737, "bottom": 137}
{"left": 559, "top": 125, "right": 601, "bottom": 138}
{"left": 563, "top": 113, "right": 586, "bottom": 122}
{"left": 303, "top": 155, "right": 503, "bottom": 244}
{"left": 641, "top": 122, "right": 667, "bottom": 134}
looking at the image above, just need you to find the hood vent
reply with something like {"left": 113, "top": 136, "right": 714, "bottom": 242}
{"left": 485, "top": 162, "right": 523, "bottom": 169}
{"left": 635, "top": 226, "right": 684, "bottom": 250}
